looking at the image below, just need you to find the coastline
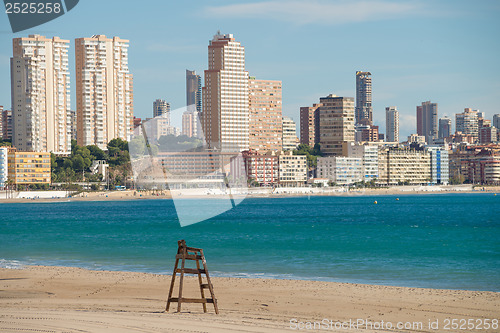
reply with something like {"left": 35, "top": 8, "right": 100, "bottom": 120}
{"left": 0, "top": 185, "right": 498, "bottom": 204}
{"left": 0, "top": 265, "right": 498, "bottom": 332}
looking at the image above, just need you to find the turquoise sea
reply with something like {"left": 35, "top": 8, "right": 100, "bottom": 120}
{"left": 0, "top": 194, "right": 499, "bottom": 291}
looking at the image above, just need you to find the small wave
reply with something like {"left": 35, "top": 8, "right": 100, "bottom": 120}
{"left": 0, "top": 259, "right": 25, "bottom": 269}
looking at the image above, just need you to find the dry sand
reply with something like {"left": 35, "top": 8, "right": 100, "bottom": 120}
{"left": 0, "top": 266, "right": 498, "bottom": 332}
{"left": 1, "top": 185, "right": 499, "bottom": 204}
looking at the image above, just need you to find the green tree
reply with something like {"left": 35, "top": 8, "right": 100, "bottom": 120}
{"left": 293, "top": 144, "right": 322, "bottom": 168}
{"left": 312, "top": 143, "right": 321, "bottom": 156}
{"left": 50, "top": 153, "right": 58, "bottom": 172}
{"left": 0, "top": 138, "right": 12, "bottom": 146}
{"left": 108, "top": 138, "right": 128, "bottom": 154}
{"left": 71, "top": 139, "right": 78, "bottom": 152}
{"left": 72, "top": 155, "right": 85, "bottom": 171}
{"left": 87, "top": 145, "right": 106, "bottom": 160}
{"left": 63, "top": 158, "right": 73, "bottom": 169}
{"left": 449, "top": 174, "right": 465, "bottom": 185}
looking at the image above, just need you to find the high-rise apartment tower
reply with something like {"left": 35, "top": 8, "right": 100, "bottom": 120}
{"left": 202, "top": 32, "right": 249, "bottom": 152}
{"left": 385, "top": 106, "right": 399, "bottom": 143}
{"left": 186, "top": 70, "right": 202, "bottom": 113}
{"left": 416, "top": 101, "right": 438, "bottom": 144}
{"left": 319, "top": 94, "right": 355, "bottom": 156}
{"left": 455, "top": 108, "right": 479, "bottom": 139}
{"left": 11, "top": 35, "right": 71, "bottom": 154}
{"left": 248, "top": 77, "right": 282, "bottom": 151}
{"left": 355, "top": 71, "right": 372, "bottom": 124}
{"left": 153, "top": 99, "right": 170, "bottom": 121}
{"left": 75, "top": 35, "right": 133, "bottom": 149}
{"left": 300, "top": 104, "right": 321, "bottom": 147}
{"left": 438, "top": 117, "right": 452, "bottom": 139}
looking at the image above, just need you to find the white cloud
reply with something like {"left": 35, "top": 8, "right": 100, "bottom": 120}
{"left": 203, "top": 0, "right": 424, "bottom": 25}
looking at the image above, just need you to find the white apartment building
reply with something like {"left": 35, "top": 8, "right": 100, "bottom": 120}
{"left": 456, "top": 108, "right": 479, "bottom": 139}
{"left": 182, "top": 107, "right": 202, "bottom": 139}
{"left": 378, "top": 148, "right": 431, "bottom": 185}
{"left": 142, "top": 116, "right": 180, "bottom": 144}
{"left": 426, "top": 146, "right": 449, "bottom": 185}
{"left": 348, "top": 143, "right": 379, "bottom": 181}
{"left": 482, "top": 157, "right": 500, "bottom": 184}
{"left": 0, "top": 147, "right": 8, "bottom": 189}
{"left": 202, "top": 32, "right": 249, "bottom": 152}
{"left": 282, "top": 116, "right": 297, "bottom": 151}
{"left": 407, "top": 134, "right": 426, "bottom": 144}
{"left": 278, "top": 151, "right": 307, "bottom": 186}
{"left": 317, "top": 156, "right": 363, "bottom": 185}
{"left": 75, "top": 35, "right": 133, "bottom": 149}
{"left": 385, "top": 106, "right": 399, "bottom": 143}
{"left": 11, "top": 35, "right": 71, "bottom": 154}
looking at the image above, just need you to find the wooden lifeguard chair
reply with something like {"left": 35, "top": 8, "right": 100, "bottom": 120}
{"left": 166, "top": 240, "right": 219, "bottom": 314}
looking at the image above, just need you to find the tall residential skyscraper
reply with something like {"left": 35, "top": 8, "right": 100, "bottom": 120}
{"left": 493, "top": 114, "right": 500, "bottom": 130}
{"left": 153, "top": 99, "right": 170, "bottom": 122}
{"left": 202, "top": 32, "right": 249, "bottom": 152}
{"left": 75, "top": 35, "right": 133, "bottom": 149}
{"left": 282, "top": 116, "right": 297, "bottom": 151}
{"left": 416, "top": 101, "right": 438, "bottom": 144}
{"left": 385, "top": 106, "right": 399, "bottom": 143}
{"left": 248, "top": 77, "right": 282, "bottom": 151}
{"left": 455, "top": 108, "right": 479, "bottom": 138}
{"left": 11, "top": 35, "right": 71, "bottom": 154}
{"left": 186, "top": 70, "right": 202, "bottom": 113}
{"left": 300, "top": 103, "right": 321, "bottom": 147}
{"left": 355, "top": 71, "right": 372, "bottom": 124}
{"left": 438, "top": 117, "right": 452, "bottom": 139}
{"left": 319, "top": 94, "right": 355, "bottom": 156}
{"left": 184, "top": 71, "right": 202, "bottom": 139}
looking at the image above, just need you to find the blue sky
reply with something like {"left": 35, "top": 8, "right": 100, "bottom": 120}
{"left": 0, "top": 0, "right": 499, "bottom": 140}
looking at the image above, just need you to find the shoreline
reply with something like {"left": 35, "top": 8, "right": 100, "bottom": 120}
{"left": 0, "top": 185, "right": 498, "bottom": 204}
{"left": 1, "top": 265, "right": 498, "bottom": 332}
{"left": 2, "top": 260, "right": 497, "bottom": 293}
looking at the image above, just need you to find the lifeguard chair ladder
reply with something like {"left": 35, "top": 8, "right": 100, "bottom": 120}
{"left": 166, "top": 240, "right": 219, "bottom": 314}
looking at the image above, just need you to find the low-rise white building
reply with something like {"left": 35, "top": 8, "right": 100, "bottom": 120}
{"left": 407, "top": 134, "right": 426, "bottom": 144}
{"left": 317, "top": 156, "right": 363, "bottom": 185}
{"left": 0, "top": 147, "right": 7, "bottom": 189}
{"left": 378, "top": 148, "right": 431, "bottom": 185}
{"left": 91, "top": 160, "right": 109, "bottom": 180}
{"left": 278, "top": 151, "right": 307, "bottom": 186}
{"left": 348, "top": 143, "right": 379, "bottom": 181}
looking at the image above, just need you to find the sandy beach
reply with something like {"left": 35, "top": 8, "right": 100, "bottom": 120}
{"left": 0, "top": 185, "right": 498, "bottom": 204}
{"left": 0, "top": 266, "right": 498, "bottom": 332}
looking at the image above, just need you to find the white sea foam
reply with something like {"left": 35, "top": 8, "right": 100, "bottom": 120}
{"left": 0, "top": 259, "right": 25, "bottom": 269}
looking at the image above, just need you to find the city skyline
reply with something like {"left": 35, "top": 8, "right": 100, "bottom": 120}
{"left": 0, "top": 0, "right": 499, "bottom": 141}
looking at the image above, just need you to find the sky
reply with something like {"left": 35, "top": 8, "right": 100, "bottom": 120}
{"left": 0, "top": 0, "right": 499, "bottom": 141}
